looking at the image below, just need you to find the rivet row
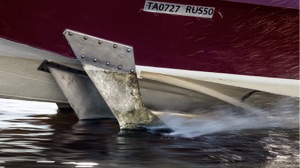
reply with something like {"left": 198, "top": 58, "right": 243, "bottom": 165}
{"left": 79, "top": 54, "right": 135, "bottom": 72}
{"left": 68, "top": 31, "right": 131, "bottom": 52}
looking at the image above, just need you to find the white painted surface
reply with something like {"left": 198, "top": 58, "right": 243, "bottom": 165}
{"left": 0, "top": 37, "right": 298, "bottom": 108}
{"left": 136, "top": 66, "right": 299, "bottom": 98}
{"left": 0, "top": 38, "right": 80, "bottom": 102}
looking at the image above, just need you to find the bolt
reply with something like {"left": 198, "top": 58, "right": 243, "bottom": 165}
{"left": 98, "top": 40, "right": 102, "bottom": 44}
{"left": 93, "top": 58, "right": 97, "bottom": 62}
{"left": 84, "top": 36, "right": 88, "bottom": 40}
{"left": 81, "top": 54, "right": 85, "bottom": 58}
{"left": 68, "top": 31, "right": 73, "bottom": 36}
{"left": 127, "top": 48, "right": 131, "bottom": 52}
{"left": 113, "top": 44, "right": 117, "bottom": 48}
{"left": 130, "top": 69, "right": 134, "bottom": 73}
{"left": 118, "top": 65, "right": 122, "bottom": 69}
{"left": 106, "top": 62, "right": 110, "bottom": 66}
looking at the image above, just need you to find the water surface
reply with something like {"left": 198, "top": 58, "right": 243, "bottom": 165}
{"left": 0, "top": 98, "right": 298, "bottom": 168}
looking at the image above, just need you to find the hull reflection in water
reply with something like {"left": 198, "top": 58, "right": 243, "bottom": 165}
{"left": 0, "top": 98, "right": 298, "bottom": 168}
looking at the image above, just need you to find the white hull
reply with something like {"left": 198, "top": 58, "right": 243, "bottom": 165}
{"left": 0, "top": 38, "right": 298, "bottom": 113}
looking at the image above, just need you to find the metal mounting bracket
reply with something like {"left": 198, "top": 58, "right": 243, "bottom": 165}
{"left": 38, "top": 60, "right": 114, "bottom": 120}
{"left": 64, "top": 29, "right": 164, "bottom": 129}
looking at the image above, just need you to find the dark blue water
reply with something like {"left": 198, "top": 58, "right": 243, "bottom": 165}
{"left": 0, "top": 98, "right": 299, "bottom": 168}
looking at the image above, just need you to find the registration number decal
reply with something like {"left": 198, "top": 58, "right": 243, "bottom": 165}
{"left": 143, "top": 0, "right": 215, "bottom": 18}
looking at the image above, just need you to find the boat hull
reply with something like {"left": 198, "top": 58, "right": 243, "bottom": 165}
{"left": 0, "top": 0, "right": 298, "bottom": 116}
{"left": 0, "top": 38, "right": 298, "bottom": 113}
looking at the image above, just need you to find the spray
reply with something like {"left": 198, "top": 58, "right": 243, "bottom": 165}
{"left": 153, "top": 98, "right": 299, "bottom": 138}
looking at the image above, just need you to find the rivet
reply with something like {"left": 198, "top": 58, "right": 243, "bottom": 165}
{"left": 130, "top": 69, "right": 134, "bottom": 73}
{"left": 93, "top": 58, "right": 97, "bottom": 62}
{"left": 98, "top": 40, "right": 102, "bottom": 44}
{"left": 81, "top": 54, "right": 85, "bottom": 58}
{"left": 68, "top": 31, "right": 73, "bottom": 36}
{"left": 106, "top": 62, "right": 110, "bottom": 66}
{"left": 113, "top": 44, "right": 117, "bottom": 48}
{"left": 127, "top": 48, "right": 131, "bottom": 52}
{"left": 118, "top": 65, "right": 122, "bottom": 69}
{"left": 84, "top": 36, "right": 88, "bottom": 40}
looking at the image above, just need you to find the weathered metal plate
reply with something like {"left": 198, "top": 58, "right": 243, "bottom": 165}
{"left": 64, "top": 29, "right": 135, "bottom": 73}
{"left": 143, "top": 0, "right": 215, "bottom": 18}
{"left": 48, "top": 67, "right": 114, "bottom": 120}
{"left": 64, "top": 29, "right": 163, "bottom": 129}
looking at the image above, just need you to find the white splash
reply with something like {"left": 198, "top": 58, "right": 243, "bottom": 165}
{"left": 155, "top": 98, "right": 299, "bottom": 138}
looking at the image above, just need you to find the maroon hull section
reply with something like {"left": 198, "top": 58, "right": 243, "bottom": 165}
{"left": 0, "top": 0, "right": 298, "bottom": 79}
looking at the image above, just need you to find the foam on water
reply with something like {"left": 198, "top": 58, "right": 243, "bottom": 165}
{"left": 156, "top": 98, "right": 299, "bottom": 138}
